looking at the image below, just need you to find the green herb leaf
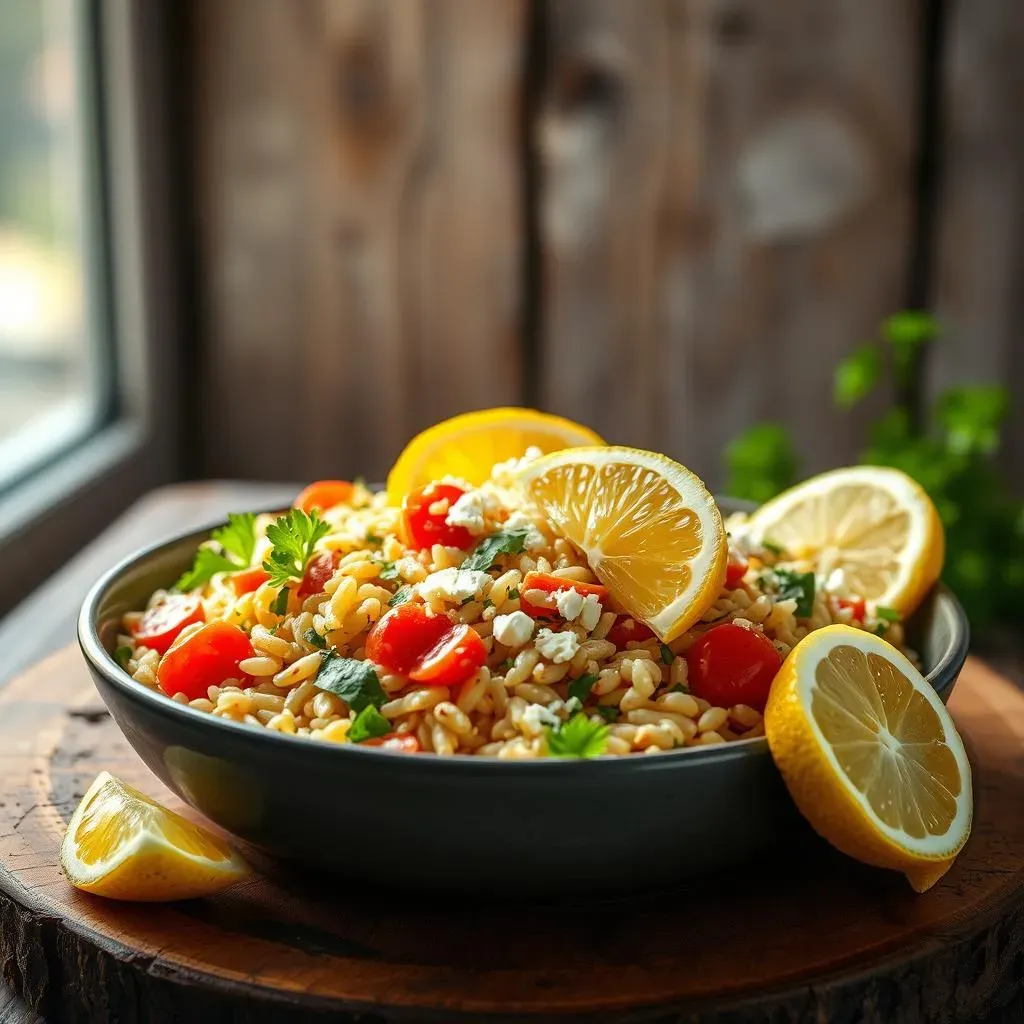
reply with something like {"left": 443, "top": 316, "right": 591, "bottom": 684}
{"left": 378, "top": 561, "right": 401, "bottom": 582}
{"left": 762, "top": 539, "right": 784, "bottom": 556}
{"left": 113, "top": 646, "right": 133, "bottom": 669}
{"left": 460, "top": 596, "right": 474, "bottom": 607}
{"left": 500, "top": 657, "right": 514, "bottom": 670}
{"left": 482, "top": 598, "right": 494, "bottom": 610}
{"left": 462, "top": 529, "right": 531, "bottom": 572}
{"left": 175, "top": 548, "right": 240, "bottom": 591}
{"left": 315, "top": 651, "right": 387, "bottom": 712}
{"left": 772, "top": 569, "right": 816, "bottom": 617}
{"left": 213, "top": 512, "right": 257, "bottom": 565}
{"left": 271, "top": 587, "right": 289, "bottom": 615}
{"left": 936, "top": 385, "right": 1009, "bottom": 457}
{"left": 365, "top": 533, "right": 383, "bottom": 545}
{"left": 595, "top": 706, "right": 619, "bottom": 723}
{"left": 670, "top": 683, "right": 691, "bottom": 694}
{"left": 883, "top": 310, "right": 940, "bottom": 388}
{"left": 262, "top": 509, "right": 331, "bottom": 587}
{"left": 349, "top": 705, "right": 392, "bottom": 743}
{"left": 388, "top": 586, "right": 413, "bottom": 608}
{"left": 567, "top": 673, "right": 599, "bottom": 704}
{"left": 874, "top": 622, "right": 890, "bottom": 636}
{"left": 660, "top": 644, "right": 674, "bottom": 665}
{"left": 724, "top": 423, "right": 799, "bottom": 505}
{"left": 834, "top": 344, "right": 882, "bottom": 409}
{"left": 304, "top": 628, "right": 327, "bottom": 650}
{"left": 508, "top": 587, "right": 520, "bottom": 600}
{"left": 545, "top": 712, "right": 609, "bottom": 758}
{"left": 875, "top": 606, "right": 900, "bottom": 622}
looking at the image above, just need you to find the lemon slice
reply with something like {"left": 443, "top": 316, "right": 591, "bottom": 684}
{"left": 765, "top": 624, "right": 972, "bottom": 892}
{"left": 743, "top": 465, "right": 944, "bottom": 615}
{"left": 386, "top": 407, "right": 605, "bottom": 502}
{"left": 515, "top": 446, "right": 727, "bottom": 641}
{"left": 60, "top": 772, "right": 249, "bottom": 901}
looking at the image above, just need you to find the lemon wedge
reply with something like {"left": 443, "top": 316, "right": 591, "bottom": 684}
{"left": 743, "top": 465, "right": 944, "bottom": 615}
{"left": 60, "top": 772, "right": 249, "bottom": 901}
{"left": 386, "top": 407, "right": 605, "bottom": 502}
{"left": 765, "top": 624, "right": 972, "bottom": 892}
{"left": 515, "top": 446, "right": 727, "bottom": 641}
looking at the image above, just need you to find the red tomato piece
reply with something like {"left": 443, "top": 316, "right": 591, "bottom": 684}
{"left": 519, "top": 571, "right": 608, "bottom": 620}
{"left": 724, "top": 555, "right": 749, "bottom": 589}
{"left": 134, "top": 594, "right": 205, "bottom": 655}
{"left": 363, "top": 733, "right": 421, "bottom": 753}
{"left": 837, "top": 596, "right": 867, "bottom": 621}
{"left": 366, "top": 603, "right": 452, "bottom": 675}
{"left": 605, "top": 616, "right": 655, "bottom": 648}
{"left": 685, "top": 622, "right": 782, "bottom": 713}
{"left": 156, "top": 622, "right": 253, "bottom": 701}
{"left": 401, "top": 482, "right": 474, "bottom": 551}
{"left": 298, "top": 550, "right": 341, "bottom": 597}
{"left": 409, "top": 623, "right": 487, "bottom": 687}
{"left": 229, "top": 567, "right": 270, "bottom": 596}
{"left": 294, "top": 480, "right": 355, "bottom": 514}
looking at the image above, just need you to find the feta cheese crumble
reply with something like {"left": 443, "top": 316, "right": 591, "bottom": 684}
{"left": 444, "top": 489, "right": 493, "bottom": 536}
{"left": 578, "top": 593, "right": 602, "bottom": 632}
{"left": 534, "top": 627, "right": 580, "bottom": 664}
{"left": 551, "top": 588, "right": 603, "bottom": 632}
{"left": 492, "top": 610, "right": 535, "bottom": 648}
{"left": 418, "top": 567, "right": 492, "bottom": 605}
{"left": 502, "top": 509, "right": 547, "bottom": 553}
{"left": 490, "top": 446, "right": 545, "bottom": 487}
{"left": 521, "top": 702, "right": 562, "bottom": 734}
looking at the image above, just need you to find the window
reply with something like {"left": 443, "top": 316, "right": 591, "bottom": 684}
{"left": 0, "top": 0, "right": 108, "bottom": 492}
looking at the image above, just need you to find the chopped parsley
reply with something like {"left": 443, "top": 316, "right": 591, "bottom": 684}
{"left": 378, "top": 561, "right": 401, "bottom": 582}
{"left": 365, "top": 533, "right": 383, "bottom": 545}
{"left": 271, "top": 587, "right": 289, "bottom": 615}
{"left": 762, "top": 539, "right": 784, "bottom": 556}
{"left": 875, "top": 622, "right": 890, "bottom": 636}
{"left": 670, "top": 682, "right": 691, "bottom": 694}
{"left": 482, "top": 598, "right": 494, "bottom": 610}
{"left": 545, "top": 712, "right": 609, "bottom": 758}
{"left": 771, "top": 568, "right": 816, "bottom": 617}
{"left": 460, "top": 596, "right": 475, "bottom": 607}
{"left": 176, "top": 511, "right": 258, "bottom": 591}
{"left": 315, "top": 652, "right": 387, "bottom": 712}
{"left": 875, "top": 606, "right": 900, "bottom": 622}
{"left": 567, "top": 673, "right": 599, "bottom": 704}
{"left": 349, "top": 705, "right": 392, "bottom": 743}
{"left": 388, "top": 586, "right": 413, "bottom": 607}
{"left": 113, "top": 646, "right": 133, "bottom": 669}
{"left": 500, "top": 657, "right": 514, "bottom": 670}
{"left": 660, "top": 644, "right": 674, "bottom": 665}
{"left": 461, "top": 529, "right": 531, "bottom": 572}
{"left": 508, "top": 587, "right": 520, "bottom": 600}
{"left": 304, "top": 628, "right": 327, "bottom": 650}
{"left": 262, "top": 509, "right": 330, "bottom": 587}
{"left": 595, "top": 706, "right": 619, "bottom": 724}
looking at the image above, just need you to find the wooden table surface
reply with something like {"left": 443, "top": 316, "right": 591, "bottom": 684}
{"left": 0, "top": 482, "right": 295, "bottom": 1024}
{"left": 1, "top": 481, "right": 1022, "bottom": 1024}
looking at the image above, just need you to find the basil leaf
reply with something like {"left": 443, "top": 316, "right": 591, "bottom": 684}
{"left": 349, "top": 705, "right": 392, "bottom": 743}
{"left": 315, "top": 652, "right": 386, "bottom": 712}
{"left": 462, "top": 529, "right": 531, "bottom": 572}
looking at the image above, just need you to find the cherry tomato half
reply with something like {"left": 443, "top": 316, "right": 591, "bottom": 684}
{"left": 156, "top": 621, "right": 253, "bottom": 701}
{"left": 229, "top": 567, "right": 269, "bottom": 597}
{"left": 401, "top": 482, "right": 474, "bottom": 551}
{"left": 298, "top": 550, "right": 341, "bottom": 597}
{"left": 837, "top": 596, "right": 866, "bottom": 621}
{"left": 725, "top": 555, "right": 749, "bottom": 589}
{"left": 605, "top": 616, "right": 655, "bottom": 648}
{"left": 409, "top": 623, "right": 487, "bottom": 687}
{"left": 685, "top": 622, "right": 782, "bottom": 713}
{"left": 294, "top": 480, "right": 354, "bottom": 514}
{"left": 519, "top": 571, "right": 608, "bottom": 621}
{"left": 134, "top": 594, "right": 206, "bottom": 655}
{"left": 366, "top": 603, "right": 451, "bottom": 675}
{"left": 363, "top": 733, "right": 421, "bottom": 753}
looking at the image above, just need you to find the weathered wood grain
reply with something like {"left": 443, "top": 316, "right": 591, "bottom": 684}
{"left": 2, "top": 648, "right": 1024, "bottom": 1022}
{"left": 193, "top": 0, "right": 524, "bottom": 482}
{"left": 536, "top": 0, "right": 917, "bottom": 485}
{"left": 928, "top": 0, "right": 1024, "bottom": 475}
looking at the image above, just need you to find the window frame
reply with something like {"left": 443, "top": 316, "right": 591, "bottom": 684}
{"left": 0, "top": 0, "right": 181, "bottom": 616}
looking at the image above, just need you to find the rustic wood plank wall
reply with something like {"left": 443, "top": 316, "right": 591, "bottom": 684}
{"left": 189, "top": 0, "right": 1019, "bottom": 489}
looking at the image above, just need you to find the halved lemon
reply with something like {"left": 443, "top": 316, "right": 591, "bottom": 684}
{"left": 515, "top": 446, "right": 727, "bottom": 641}
{"left": 60, "top": 772, "right": 249, "bottom": 901}
{"left": 386, "top": 407, "right": 605, "bottom": 503}
{"left": 743, "top": 465, "right": 944, "bottom": 615}
{"left": 765, "top": 624, "right": 972, "bottom": 892}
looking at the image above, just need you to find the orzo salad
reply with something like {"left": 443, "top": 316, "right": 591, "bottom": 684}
{"left": 114, "top": 411, "right": 928, "bottom": 761}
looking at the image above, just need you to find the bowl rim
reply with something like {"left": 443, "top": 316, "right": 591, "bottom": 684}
{"left": 77, "top": 504, "right": 970, "bottom": 775}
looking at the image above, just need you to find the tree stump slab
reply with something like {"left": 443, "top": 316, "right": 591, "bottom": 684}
{"left": 1, "top": 646, "right": 1023, "bottom": 1023}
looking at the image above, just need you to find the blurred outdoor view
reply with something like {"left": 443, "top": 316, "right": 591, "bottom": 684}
{"left": 0, "top": 0, "right": 96, "bottom": 489}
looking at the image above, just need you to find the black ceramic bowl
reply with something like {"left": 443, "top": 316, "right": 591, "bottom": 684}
{"left": 78, "top": 503, "right": 970, "bottom": 893}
